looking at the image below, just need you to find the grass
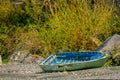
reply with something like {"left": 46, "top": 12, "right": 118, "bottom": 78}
{"left": 38, "top": 0, "right": 115, "bottom": 57}
{"left": 2, "top": 58, "right": 9, "bottom": 63}
{"left": 0, "top": 0, "right": 119, "bottom": 59}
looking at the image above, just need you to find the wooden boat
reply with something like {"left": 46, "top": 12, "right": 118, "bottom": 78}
{"left": 40, "top": 51, "right": 108, "bottom": 72}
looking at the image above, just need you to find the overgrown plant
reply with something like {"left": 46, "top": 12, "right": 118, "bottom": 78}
{"left": 104, "top": 48, "right": 120, "bottom": 66}
{"left": 39, "top": 0, "right": 114, "bottom": 57}
{"left": 0, "top": 0, "right": 119, "bottom": 59}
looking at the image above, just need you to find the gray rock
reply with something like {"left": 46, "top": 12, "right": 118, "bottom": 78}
{"left": 8, "top": 50, "right": 44, "bottom": 64}
{"left": 8, "top": 50, "right": 29, "bottom": 64}
{"left": 21, "top": 54, "right": 44, "bottom": 64}
{"left": 96, "top": 34, "right": 120, "bottom": 53}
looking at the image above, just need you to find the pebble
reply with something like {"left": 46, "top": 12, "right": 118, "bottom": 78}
{"left": 0, "top": 64, "right": 120, "bottom": 79}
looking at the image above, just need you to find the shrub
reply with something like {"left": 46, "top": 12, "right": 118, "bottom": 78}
{"left": 0, "top": 0, "right": 120, "bottom": 59}
{"left": 38, "top": 0, "right": 114, "bottom": 57}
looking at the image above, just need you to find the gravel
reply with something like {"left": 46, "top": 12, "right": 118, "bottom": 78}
{"left": 0, "top": 64, "right": 42, "bottom": 74}
{"left": 0, "top": 64, "right": 120, "bottom": 80}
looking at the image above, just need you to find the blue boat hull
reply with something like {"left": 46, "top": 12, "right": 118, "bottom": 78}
{"left": 40, "top": 51, "right": 108, "bottom": 72}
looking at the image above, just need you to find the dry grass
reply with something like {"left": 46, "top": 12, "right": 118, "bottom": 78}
{"left": 0, "top": 0, "right": 119, "bottom": 59}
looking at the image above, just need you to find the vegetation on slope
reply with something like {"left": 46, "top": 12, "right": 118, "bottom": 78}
{"left": 0, "top": 0, "right": 120, "bottom": 62}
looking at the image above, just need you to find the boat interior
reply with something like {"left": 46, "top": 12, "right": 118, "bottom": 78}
{"left": 43, "top": 52, "right": 104, "bottom": 65}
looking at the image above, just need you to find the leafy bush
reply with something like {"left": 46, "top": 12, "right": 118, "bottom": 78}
{"left": 104, "top": 50, "right": 120, "bottom": 66}
{"left": 0, "top": 0, "right": 120, "bottom": 59}
{"left": 38, "top": 0, "right": 115, "bottom": 57}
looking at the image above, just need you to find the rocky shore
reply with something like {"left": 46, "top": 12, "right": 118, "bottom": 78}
{"left": 0, "top": 34, "right": 120, "bottom": 80}
{"left": 0, "top": 64, "right": 120, "bottom": 80}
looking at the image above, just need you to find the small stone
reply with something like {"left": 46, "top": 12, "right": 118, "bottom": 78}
{"left": 63, "top": 71, "right": 68, "bottom": 74}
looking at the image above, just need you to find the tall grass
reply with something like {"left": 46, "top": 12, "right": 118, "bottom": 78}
{"left": 0, "top": 0, "right": 119, "bottom": 58}
{"left": 38, "top": 0, "right": 114, "bottom": 57}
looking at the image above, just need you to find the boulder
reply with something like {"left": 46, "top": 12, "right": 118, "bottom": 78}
{"left": 8, "top": 50, "right": 44, "bottom": 64}
{"left": 21, "top": 54, "right": 44, "bottom": 64}
{"left": 96, "top": 34, "right": 120, "bottom": 53}
{"left": 8, "top": 50, "right": 29, "bottom": 64}
{"left": 97, "top": 34, "right": 120, "bottom": 66}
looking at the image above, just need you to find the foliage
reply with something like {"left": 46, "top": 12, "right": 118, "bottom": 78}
{"left": 38, "top": 0, "right": 115, "bottom": 57}
{"left": 0, "top": 0, "right": 120, "bottom": 59}
{"left": 104, "top": 49, "right": 120, "bottom": 66}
